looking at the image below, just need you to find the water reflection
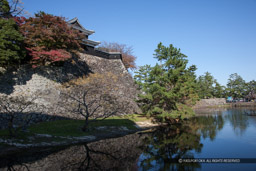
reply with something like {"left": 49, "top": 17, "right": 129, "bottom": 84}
{"left": 138, "top": 125, "right": 202, "bottom": 171}
{"left": 0, "top": 133, "right": 146, "bottom": 170}
{"left": 193, "top": 115, "right": 224, "bottom": 140}
{"left": 225, "top": 109, "right": 249, "bottom": 136}
{"left": 1, "top": 108, "right": 256, "bottom": 170}
{"left": 138, "top": 114, "right": 224, "bottom": 171}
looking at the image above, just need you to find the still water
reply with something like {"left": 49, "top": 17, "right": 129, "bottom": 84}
{"left": 1, "top": 108, "right": 256, "bottom": 171}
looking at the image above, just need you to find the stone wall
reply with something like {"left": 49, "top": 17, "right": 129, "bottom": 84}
{"left": 194, "top": 98, "right": 226, "bottom": 108}
{"left": 0, "top": 52, "right": 141, "bottom": 128}
{"left": 78, "top": 52, "right": 140, "bottom": 113}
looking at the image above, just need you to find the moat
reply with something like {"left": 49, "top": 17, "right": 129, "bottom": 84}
{"left": 1, "top": 107, "right": 256, "bottom": 171}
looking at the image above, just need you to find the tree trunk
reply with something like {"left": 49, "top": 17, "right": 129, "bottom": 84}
{"left": 8, "top": 117, "right": 14, "bottom": 137}
{"left": 82, "top": 121, "right": 89, "bottom": 132}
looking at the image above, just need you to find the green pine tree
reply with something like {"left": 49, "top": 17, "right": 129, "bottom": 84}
{"left": 197, "top": 72, "right": 215, "bottom": 98}
{"left": 226, "top": 73, "right": 246, "bottom": 99}
{"left": 134, "top": 43, "right": 198, "bottom": 122}
{"left": 0, "top": 0, "right": 26, "bottom": 68}
{"left": 0, "top": 0, "right": 11, "bottom": 18}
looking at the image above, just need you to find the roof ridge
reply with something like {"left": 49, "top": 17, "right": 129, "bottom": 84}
{"left": 67, "top": 17, "right": 95, "bottom": 35}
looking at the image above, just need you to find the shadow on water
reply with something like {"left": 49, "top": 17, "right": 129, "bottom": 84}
{"left": 1, "top": 108, "right": 256, "bottom": 170}
{"left": 0, "top": 146, "right": 67, "bottom": 171}
{"left": 0, "top": 132, "right": 147, "bottom": 170}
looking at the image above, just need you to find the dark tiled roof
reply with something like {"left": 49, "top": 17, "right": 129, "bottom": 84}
{"left": 67, "top": 17, "right": 100, "bottom": 47}
{"left": 81, "top": 39, "right": 100, "bottom": 47}
{"left": 67, "top": 17, "right": 95, "bottom": 35}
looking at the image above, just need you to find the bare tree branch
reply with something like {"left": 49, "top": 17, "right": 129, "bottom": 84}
{"left": 60, "top": 87, "right": 126, "bottom": 131}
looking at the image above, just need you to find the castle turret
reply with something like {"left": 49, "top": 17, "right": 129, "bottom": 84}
{"left": 67, "top": 17, "right": 101, "bottom": 47}
{"left": 67, "top": 18, "right": 121, "bottom": 60}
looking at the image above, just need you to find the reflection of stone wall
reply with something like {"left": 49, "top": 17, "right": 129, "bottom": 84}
{"left": 194, "top": 98, "right": 226, "bottom": 108}
{"left": 0, "top": 133, "right": 147, "bottom": 170}
{"left": 194, "top": 108, "right": 227, "bottom": 115}
{"left": 0, "top": 52, "right": 141, "bottom": 128}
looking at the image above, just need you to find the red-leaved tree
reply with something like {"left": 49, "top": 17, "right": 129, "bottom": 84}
{"left": 20, "top": 11, "right": 85, "bottom": 67}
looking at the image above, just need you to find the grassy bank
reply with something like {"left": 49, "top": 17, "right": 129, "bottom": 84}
{"left": 0, "top": 114, "right": 151, "bottom": 147}
{"left": 28, "top": 114, "right": 150, "bottom": 136}
{"left": 29, "top": 118, "right": 136, "bottom": 137}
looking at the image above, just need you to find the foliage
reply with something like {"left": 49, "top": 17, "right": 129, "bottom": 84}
{"left": 197, "top": 72, "right": 214, "bottom": 98}
{"left": 0, "top": 0, "right": 10, "bottom": 18}
{"left": 0, "top": 0, "right": 26, "bottom": 68}
{"left": 134, "top": 43, "right": 198, "bottom": 121}
{"left": 98, "top": 41, "right": 137, "bottom": 70}
{"left": 134, "top": 64, "right": 151, "bottom": 90}
{"left": 197, "top": 72, "right": 255, "bottom": 100}
{"left": 226, "top": 73, "right": 246, "bottom": 99}
{"left": 244, "top": 80, "right": 256, "bottom": 100}
{"left": 213, "top": 82, "right": 226, "bottom": 98}
{"left": 65, "top": 72, "right": 118, "bottom": 87}
{"left": 0, "top": 0, "right": 26, "bottom": 18}
{"left": 197, "top": 72, "right": 225, "bottom": 98}
{"left": 156, "top": 103, "right": 195, "bottom": 122}
{"left": 20, "top": 11, "right": 85, "bottom": 67}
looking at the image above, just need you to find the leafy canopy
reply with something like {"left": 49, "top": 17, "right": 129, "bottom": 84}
{"left": 134, "top": 43, "right": 198, "bottom": 121}
{"left": 245, "top": 80, "right": 256, "bottom": 100}
{"left": 20, "top": 11, "right": 85, "bottom": 67}
{"left": 197, "top": 72, "right": 225, "bottom": 99}
{"left": 0, "top": 0, "right": 26, "bottom": 18}
{"left": 0, "top": 0, "right": 10, "bottom": 18}
{"left": 226, "top": 73, "right": 246, "bottom": 98}
{"left": 0, "top": 0, "right": 26, "bottom": 68}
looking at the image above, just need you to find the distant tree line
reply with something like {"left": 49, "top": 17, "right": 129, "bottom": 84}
{"left": 197, "top": 72, "right": 256, "bottom": 101}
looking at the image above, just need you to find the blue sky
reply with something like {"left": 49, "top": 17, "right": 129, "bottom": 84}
{"left": 22, "top": 0, "right": 256, "bottom": 86}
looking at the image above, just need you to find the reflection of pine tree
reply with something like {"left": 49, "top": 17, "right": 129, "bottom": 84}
{"left": 139, "top": 124, "right": 202, "bottom": 171}
{"left": 190, "top": 115, "right": 224, "bottom": 141}
{"left": 225, "top": 109, "right": 249, "bottom": 136}
{"left": 139, "top": 115, "right": 225, "bottom": 171}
